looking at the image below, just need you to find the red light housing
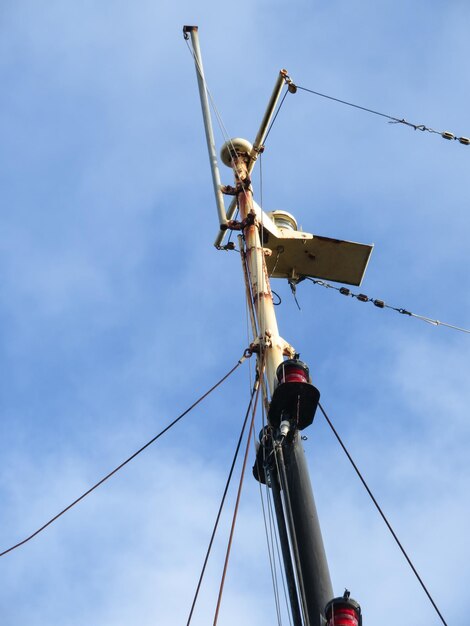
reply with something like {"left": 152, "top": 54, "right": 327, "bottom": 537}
{"left": 268, "top": 359, "right": 320, "bottom": 431}
{"left": 325, "top": 596, "right": 362, "bottom": 626}
{"left": 276, "top": 359, "right": 310, "bottom": 385}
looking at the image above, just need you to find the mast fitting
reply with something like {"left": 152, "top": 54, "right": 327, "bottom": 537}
{"left": 182, "top": 25, "right": 198, "bottom": 39}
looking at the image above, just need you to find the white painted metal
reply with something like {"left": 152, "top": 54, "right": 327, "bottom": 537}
{"left": 228, "top": 153, "right": 295, "bottom": 394}
{"left": 248, "top": 200, "right": 373, "bottom": 286}
{"left": 185, "top": 26, "right": 228, "bottom": 228}
{"left": 214, "top": 70, "right": 288, "bottom": 248}
{"left": 264, "top": 233, "right": 373, "bottom": 286}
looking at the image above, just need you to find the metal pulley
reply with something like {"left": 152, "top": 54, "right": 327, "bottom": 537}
{"left": 267, "top": 359, "right": 320, "bottom": 431}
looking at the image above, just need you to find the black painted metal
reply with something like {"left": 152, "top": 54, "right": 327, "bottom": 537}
{"left": 275, "top": 443, "right": 311, "bottom": 624}
{"left": 283, "top": 435, "right": 333, "bottom": 624}
{"left": 267, "top": 463, "right": 304, "bottom": 626}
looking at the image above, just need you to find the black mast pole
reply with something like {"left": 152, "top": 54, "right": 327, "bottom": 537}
{"left": 267, "top": 463, "right": 304, "bottom": 626}
{"left": 283, "top": 436, "right": 333, "bottom": 622}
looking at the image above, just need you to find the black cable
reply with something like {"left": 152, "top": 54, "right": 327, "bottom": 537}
{"left": 0, "top": 355, "right": 249, "bottom": 558}
{"left": 288, "top": 280, "right": 301, "bottom": 311}
{"left": 272, "top": 290, "right": 282, "bottom": 306}
{"left": 186, "top": 374, "right": 260, "bottom": 625}
{"left": 318, "top": 402, "right": 448, "bottom": 626}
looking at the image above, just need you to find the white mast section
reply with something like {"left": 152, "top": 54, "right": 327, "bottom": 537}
{"left": 224, "top": 147, "right": 295, "bottom": 391}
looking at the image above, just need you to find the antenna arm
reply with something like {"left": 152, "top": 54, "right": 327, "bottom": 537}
{"left": 248, "top": 68, "right": 289, "bottom": 168}
{"left": 214, "top": 69, "right": 291, "bottom": 248}
{"left": 184, "top": 25, "right": 228, "bottom": 230}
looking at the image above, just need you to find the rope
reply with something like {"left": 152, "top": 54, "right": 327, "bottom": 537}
{"left": 318, "top": 402, "right": 448, "bottom": 626}
{"left": 186, "top": 372, "right": 260, "bottom": 625}
{"left": 305, "top": 277, "right": 470, "bottom": 335}
{"left": 213, "top": 354, "right": 265, "bottom": 625}
{"left": 0, "top": 354, "right": 250, "bottom": 558}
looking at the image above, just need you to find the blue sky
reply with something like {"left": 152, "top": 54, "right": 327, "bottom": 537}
{"left": 1, "top": 2, "right": 469, "bottom": 625}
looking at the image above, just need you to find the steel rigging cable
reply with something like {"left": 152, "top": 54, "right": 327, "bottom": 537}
{"left": 213, "top": 352, "right": 265, "bottom": 626}
{"left": 256, "top": 406, "right": 294, "bottom": 626}
{"left": 256, "top": 464, "right": 288, "bottom": 626}
{"left": 0, "top": 352, "right": 251, "bottom": 558}
{"left": 318, "top": 401, "right": 448, "bottom": 626}
{"left": 186, "top": 369, "right": 261, "bottom": 626}
{"left": 304, "top": 277, "right": 470, "bottom": 335}
{"left": 264, "top": 77, "right": 470, "bottom": 146}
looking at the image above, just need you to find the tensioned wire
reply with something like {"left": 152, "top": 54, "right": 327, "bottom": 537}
{"left": 259, "top": 483, "right": 283, "bottom": 626}
{"left": 257, "top": 75, "right": 470, "bottom": 146}
{"left": 186, "top": 369, "right": 261, "bottom": 626}
{"left": 255, "top": 399, "right": 293, "bottom": 626}
{"left": 295, "top": 84, "right": 470, "bottom": 145}
{"left": 257, "top": 155, "right": 293, "bottom": 624}
{"left": 184, "top": 35, "right": 251, "bottom": 221}
{"left": 256, "top": 155, "right": 293, "bottom": 625}
{"left": 272, "top": 440, "right": 310, "bottom": 626}
{"left": 256, "top": 459, "right": 284, "bottom": 626}
{"left": 0, "top": 354, "right": 249, "bottom": 558}
{"left": 241, "top": 233, "right": 290, "bottom": 625}
{"left": 265, "top": 476, "right": 293, "bottom": 626}
{"left": 212, "top": 352, "right": 266, "bottom": 625}
{"left": 318, "top": 401, "right": 448, "bottom": 626}
{"left": 184, "top": 36, "right": 234, "bottom": 156}
{"left": 304, "top": 277, "right": 470, "bottom": 335}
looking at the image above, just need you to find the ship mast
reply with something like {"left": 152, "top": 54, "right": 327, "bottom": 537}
{"left": 184, "top": 24, "right": 366, "bottom": 625}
